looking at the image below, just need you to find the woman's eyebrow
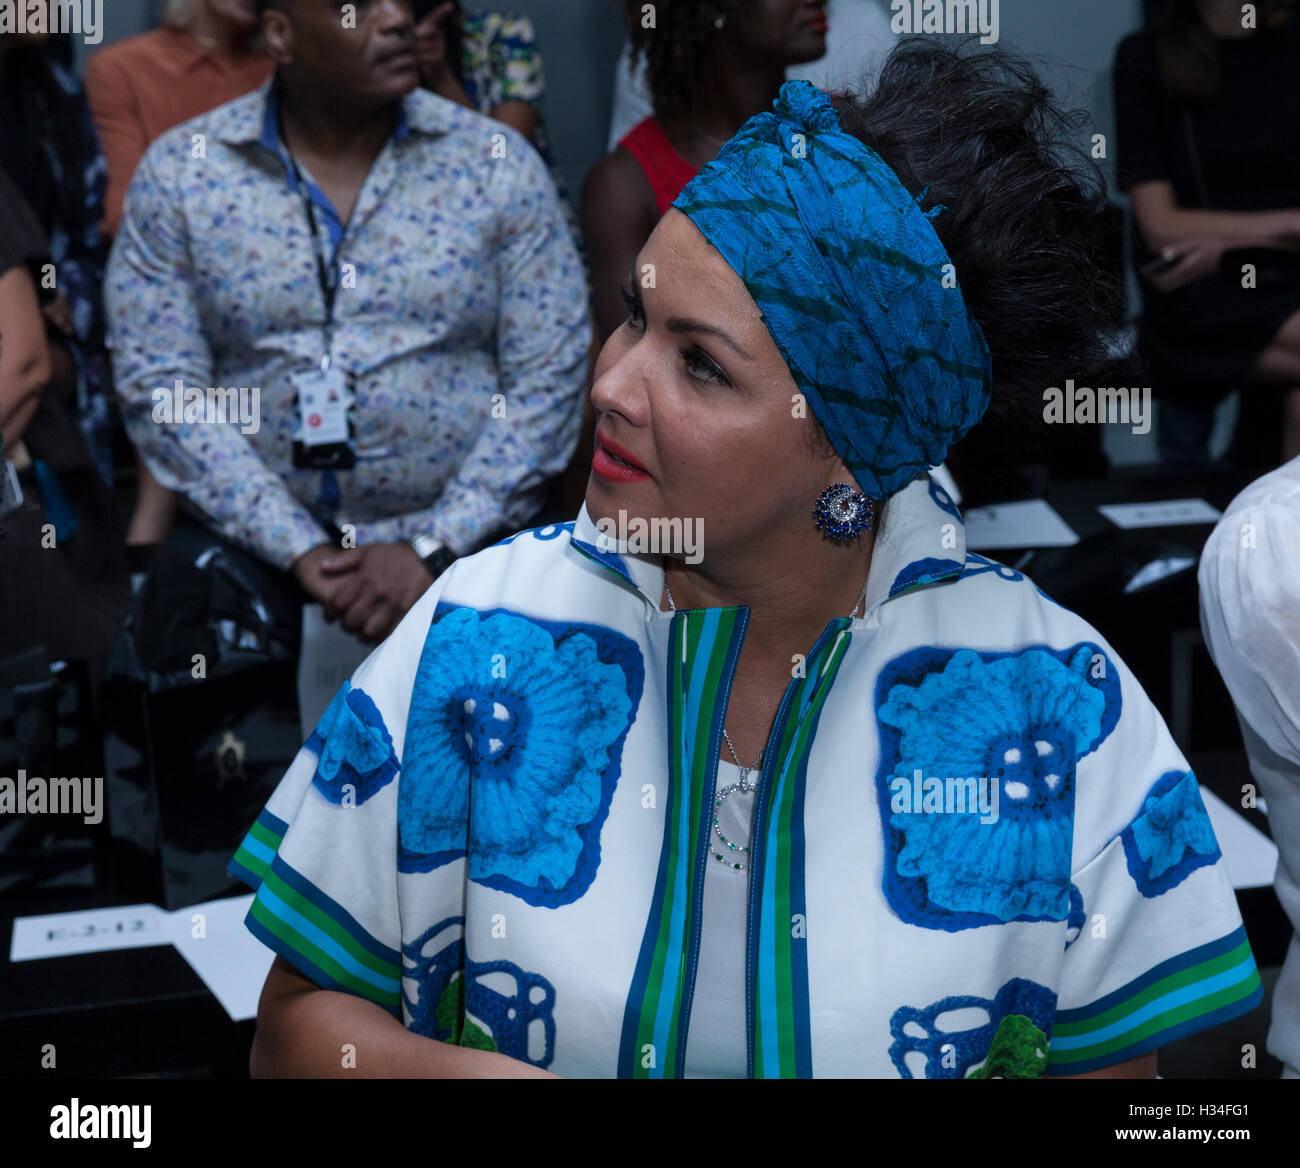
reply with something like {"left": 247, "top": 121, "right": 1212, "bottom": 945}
{"left": 627, "top": 260, "right": 753, "bottom": 360}
{"left": 663, "top": 314, "right": 754, "bottom": 361}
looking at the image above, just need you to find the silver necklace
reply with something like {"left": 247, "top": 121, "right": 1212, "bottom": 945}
{"left": 663, "top": 572, "right": 869, "bottom": 870}
{"left": 712, "top": 729, "right": 761, "bottom": 870}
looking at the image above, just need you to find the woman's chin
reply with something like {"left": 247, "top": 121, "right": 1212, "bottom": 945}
{"left": 584, "top": 475, "right": 651, "bottom": 519}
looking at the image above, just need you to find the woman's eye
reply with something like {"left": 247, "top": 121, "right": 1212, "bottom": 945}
{"left": 682, "top": 346, "right": 730, "bottom": 386}
{"left": 619, "top": 284, "right": 644, "bottom": 329}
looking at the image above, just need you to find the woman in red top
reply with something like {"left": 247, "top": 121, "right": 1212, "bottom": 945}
{"left": 562, "top": 1, "right": 830, "bottom": 514}
{"left": 583, "top": 1, "right": 831, "bottom": 344}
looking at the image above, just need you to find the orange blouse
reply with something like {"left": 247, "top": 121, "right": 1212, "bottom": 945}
{"left": 85, "top": 26, "right": 272, "bottom": 237}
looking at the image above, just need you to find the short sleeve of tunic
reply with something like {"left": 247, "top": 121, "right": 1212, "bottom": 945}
{"left": 228, "top": 567, "right": 463, "bottom": 1018}
{"left": 1046, "top": 627, "right": 1263, "bottom": 1075}
{"left": 1112, "top": 30, "right": 1171, "bottom": 192}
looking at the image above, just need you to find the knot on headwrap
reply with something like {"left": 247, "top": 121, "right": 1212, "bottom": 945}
{"left": 780, "top": 75, "right": 842, "bottom": 132}
{"left": 671, "top": 79, "right": 993, "bottom": 500}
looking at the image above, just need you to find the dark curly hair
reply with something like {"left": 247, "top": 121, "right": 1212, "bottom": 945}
{"left": 623, "top": 0, "right": 742, "bottom": 124}
{"left": 802, "top": 38, "right": 1130, "bottom": 472}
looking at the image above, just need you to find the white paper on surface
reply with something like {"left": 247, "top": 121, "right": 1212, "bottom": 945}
{"left": 963, "top": 499, "right": 1079, "bottom": 549}
{"left": 9, "top": 902, "right": 169, "bottom": 962}
{"left": 164, "top": 894, "right": 273, "bottom": 1022}
{"left": 297, "top": 602, "right": 374, "bottom": 740}
{"left": 1200, "top": 786, "right": 1278, "bottom": 891}
{"left": 1098, "top": 498, "right": 1222, "bottom": 529}
{"left": 10, "top": 895, "right": 274, "bottom": 1023}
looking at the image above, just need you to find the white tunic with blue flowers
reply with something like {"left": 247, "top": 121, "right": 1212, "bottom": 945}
{"left": 229, "top": 471, "right": 1263, "bottom": 1077}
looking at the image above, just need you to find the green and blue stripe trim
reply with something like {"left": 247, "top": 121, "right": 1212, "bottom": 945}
{"left": 227, "top": 806, "right": 288, "bottom": 892}
{"left": 1044, "top": 924, "right": 1263, "bottom": 1075}
{"left": 237, "top": 846, "right": 403, "bottom": 1018}
{"left": 750, "top": 620, "right": 853, "bottom": 1078}
{"left": 619, "top": 607, "right": 746, "bottom": 1077}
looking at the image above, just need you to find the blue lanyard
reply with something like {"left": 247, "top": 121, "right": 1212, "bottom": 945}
{"left": 279, "top": 111, "right": 338, "bottom": 372}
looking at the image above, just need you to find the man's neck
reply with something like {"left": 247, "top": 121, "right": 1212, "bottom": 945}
{"left": 278, "top": 83, "right": 399, "bottom": 168}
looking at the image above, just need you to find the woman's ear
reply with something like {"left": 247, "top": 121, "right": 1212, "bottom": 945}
{"left": 261, "top": 9, "right": 293, "bottom": 66}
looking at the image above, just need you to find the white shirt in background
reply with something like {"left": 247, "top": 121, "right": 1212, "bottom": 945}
{"left": 1199, "top": 455, "right": 1300, "bottom": 1077}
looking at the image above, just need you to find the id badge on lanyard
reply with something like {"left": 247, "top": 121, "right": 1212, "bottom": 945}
{"left": 288, "top": 150, "right": 356, "bottom": 471}
{"left": 292, "top": 354, "right": 354, "bottom": 470}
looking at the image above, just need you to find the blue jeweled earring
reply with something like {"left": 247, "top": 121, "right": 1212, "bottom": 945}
{"left": 813, "top": 483, "right": 875, "bottom": 542}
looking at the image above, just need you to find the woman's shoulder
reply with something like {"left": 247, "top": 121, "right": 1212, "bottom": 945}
{"left": 438, "top": 519, "right": 617, "bottom": 605}
{"left": 84, "top": 27, "right": 180, "bottom": 83}
{"left": 910, "top": 548, "right": 1112, "bottom": 653}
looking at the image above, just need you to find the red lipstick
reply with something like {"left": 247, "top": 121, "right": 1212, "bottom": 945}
{"left": 593, "top": 432, "right": 650, "bottom": 482}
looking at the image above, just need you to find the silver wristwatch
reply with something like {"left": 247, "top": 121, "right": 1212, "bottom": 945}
{"left": 410, "top": 532, "right": 456, "bottom": 577}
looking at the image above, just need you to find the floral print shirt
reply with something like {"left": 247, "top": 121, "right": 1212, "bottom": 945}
{"left": 457, "top": 10, "right": 584, "bottom": 261}
{"left": 104, "top": 78, "right": 588, "bottom": 570}
{"left": 229, "top": 471, "right": 1262, "bottom": 1076}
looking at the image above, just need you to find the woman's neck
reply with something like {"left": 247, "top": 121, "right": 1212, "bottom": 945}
{"left": 185, "top": 8, "right": 254, "bottom": 55}
{"left": 670, "top": 46, "right": 786, "bottom": 153}
{"left": 661, "top": 523, "right": 877, "bottom": 653}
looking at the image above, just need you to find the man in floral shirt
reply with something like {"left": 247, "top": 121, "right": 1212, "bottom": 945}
{"left": 104, "top": 0, "right": 588, "bottom": 641}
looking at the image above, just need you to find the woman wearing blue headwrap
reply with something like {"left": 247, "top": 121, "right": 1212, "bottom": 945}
{"left": 241, "top": 40, "right": 1261, "bottom": 1080}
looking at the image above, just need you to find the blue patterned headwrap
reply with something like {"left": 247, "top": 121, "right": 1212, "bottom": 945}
{"left": 671, "top": 80, "right": 993, "bottom": 500}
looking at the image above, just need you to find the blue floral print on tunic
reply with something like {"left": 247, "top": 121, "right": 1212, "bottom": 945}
{"left": 1066, "top": 882, "right": 1085, "bottom": 949}
{"left": 963, "top": 551, "right": 1025, "bottom": 583}
{"left": 1122, "top": 769, "right": 1222, "bottom": 897}
{"left": 874, "top": 643, "right": 1121, "bottom": 930}
{"left": 929, "top": 478, "right": 963, "bottom": 522}
{"left": 398, "top": 607, "right": 644, "bottom": 907}
{"left": 307, "top": 681, "right": 400, "bottom": 805}
{"left": 889, "top": 977, "right": 1057, "bottom": 1078}
{"left": 402, "top": 916, "right": 556, "bottom": 1066}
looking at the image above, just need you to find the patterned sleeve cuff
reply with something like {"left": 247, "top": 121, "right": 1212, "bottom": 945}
{"left": 260, "top": 511, "right": 335, "bottom": 572}
{"left": 418, "top": 483, "right": 513, "bottom": 557}
{"left": 1045, "top": 925, "right": 1264, "bottom": 1075}
{"left": 233, "top": 847, "right": 403, "bottom": 1017}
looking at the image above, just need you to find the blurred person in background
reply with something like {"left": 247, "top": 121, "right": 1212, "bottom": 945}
{"left": 414, "top": 0, "right": 590, "bottom": 532}
{"left": 1114, "top": 0, "right": 1300, "bottom": 471}
{"left": 86, "top": 0, "right": 273, "bottom": 547}
{"left": 564, "top": 0, "right": 831, "bottom": 514}
{"left": 607, "top": 0, "right": 893, "bottom": 146}
{"left": 1199, "top": 454, "right": 1300, "bottom": 1077}
{"left": 412, "top": 0, "right": 583, "bottom": 259}
{"left": 0, "top": 169, "right": 129, "bottom": 676}
{"left": 0, "top": 5, "right": 113, "bottom": 489}
{"left": 87, "top": 0, "right": 272, "bottom": 239}
{"left": 104, "top": 0, "right": 588, "bottom": 645}
{"left": 584, "top": 0, "right": 830, "bottom": 345}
